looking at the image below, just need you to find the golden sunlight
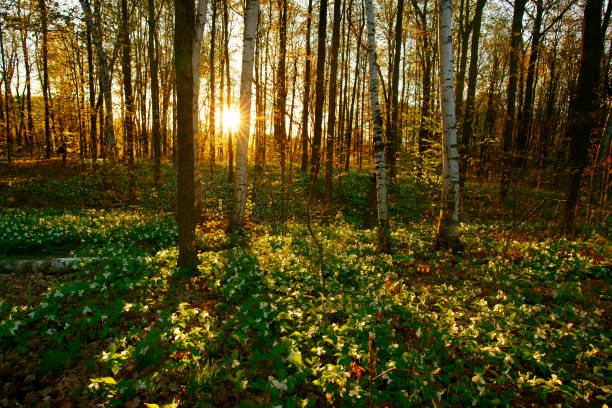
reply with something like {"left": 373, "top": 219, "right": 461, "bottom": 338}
{"left": 223, "top": 107, "right": 240, "bottom": 133}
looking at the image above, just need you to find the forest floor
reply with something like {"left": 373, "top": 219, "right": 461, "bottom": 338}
{"left": 0, "top": 159, "right": 610, "bottom": 407}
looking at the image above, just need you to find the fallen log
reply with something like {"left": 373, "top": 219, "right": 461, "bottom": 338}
{"left": 0, "top": 258, "right": 102, "bottom": 275}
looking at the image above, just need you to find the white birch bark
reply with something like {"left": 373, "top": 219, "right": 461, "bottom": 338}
{"left": 435, "top": 0, "right": 461, "bottom": 249}
{"left": 193, "top": 0, "right": 209, "bottom": 209}
{"left": 78, "top": 0, "right": 115, "bottom": 154}
{"left": 229, "top": 0, "right": 260, "bottom": 229}
{"left": 364, "top": 0, "right": 390, "bottom": 253}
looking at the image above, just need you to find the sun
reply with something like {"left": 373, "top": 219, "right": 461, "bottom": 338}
{"left": 223, "top": 107, "right": 240, "bottom": 132}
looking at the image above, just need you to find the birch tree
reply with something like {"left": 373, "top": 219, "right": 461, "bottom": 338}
{"left": 364, "top": 0, "right": 390, "bottom": 253}
{"left": 435, "top": 0, "right": 461, "bottom": 250}
{"left": 229, "top": 0, "right": 260, "bottom": 230}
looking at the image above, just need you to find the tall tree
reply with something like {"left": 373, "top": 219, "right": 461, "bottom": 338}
{"left": 459, "top": 0, "right": 486, "bottom": 165}
{"left": 149, "top": 0, "right": 161, "bottom": 185}
{"left": 229, "top": 0, "right": 260, "bottom": 230}
{"left": 515, "top": 0, "right": 543, "bottom": 166}
{"left": 499, "top": 0, "right": 527, "bottom": 198}
{"left": 0, "top": 22, "right": 12, "bottom": 163}
{"left": 175, "top": 0, "right": 197, "bottom": 269}
{"left": 193, "top": 0, "right": 209, "bottom": 208}
{"left": 310, "top": 0, "right": 328, "bottom": 182}
{"left": 121, "top": 0, "right": 135, "bottom": 166}
{"left": 86, "top": 21, "right": 97, "bottom": 162}
{"left": 39, "top": 0, "right": 51, "bottom": 159}
{"left": 324, "top": 0, "right": 343, "bottom": 198}
{"left": 300, "top": 0, "right": 313, "bottom": 172}
{"left": 79, "top": 0, "right": 116, "bottom": 160}
{"left": 435, "top": 0, "right": 461, "bottom": 250}
{"left": 365, "top": 0, "right": 390, "bottom": 253}
{"left": 274, "top": 0, "right": 288, "bottom": 217}
{"left": 560, "top": 0, "right": 604, "bottom": 233}
{"left": 208, "top": 0, "right": 217, "bottom": 175}
{"left": 386, "top": 0, "right": 404, "bottom": 180}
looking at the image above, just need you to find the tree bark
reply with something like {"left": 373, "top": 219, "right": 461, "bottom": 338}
{"left": 560, "top": 0, "right": 604, "bottom": 233}
{"left": 324, "top": 0, "right": 343, "bottom": 199}
{"left": 229, "top": 0, "right": 260, "bottom": 230}
{"left": 310, "top": 0, "right": 328, "bottom": 182}
{"left": 193, "top": 0, "right": 209, "bottom": 208}
{"left": 175, "top": 0, "right": 197, "bottom": 269}
{"left": 300, "top": 0, "right": 313, "bottom": 172}
{"left": 39, "top": 0, "right": 51, "bottom": 159}
{"left": 435, "top": 0, "right": 461, "bottom": 250}
{"left": 499, "top": 0, "right": 527, "bottom": 199}
{"left": 79, "top": 0, "right": 116, "bottom": 160}
{"left": 149, "top": 0, "right": 161, "bottom": 186}
{"left": 515, "top": 0, "right": 543, "bottom": 167}
{"left": 459, "top": 0, "right": 486, "bottom": 168}
{"left": 86, "top": 27, "right": 97, "bottom": 162}
{"left": 386, "top": 0, "right": 404, "bottom": 180}
{"left": 121, "top": 0, "right": 135, "bottom": 166}
{"left": 365, "top": 0, "right": 390, "bottom": 253}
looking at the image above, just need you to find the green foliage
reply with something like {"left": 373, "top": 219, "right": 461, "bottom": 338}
{"left": 0, "top": 163, "right": 610, "bottom": 407}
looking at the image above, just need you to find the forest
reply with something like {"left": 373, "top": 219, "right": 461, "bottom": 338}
{"left": 0, "top": 0, "right": 610, "bottom": 405}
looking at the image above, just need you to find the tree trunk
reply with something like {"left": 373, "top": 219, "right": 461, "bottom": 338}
{"left": 459, "top": 0, "right": 486, "bottom": 169}
{"left": 193, "top": 0, "right": 209, "bottom": 207}
{"left": 148, "top": 0, "right": 161, "bottom": 185}
{"left": 310, "top": 0, "right": 328, "bottom": 186}
{"left": 208, "top": 0, "right": 217, "bottom": 177}
{"left": 365, "top": 0, "right": 390, "bottom": 253}
{"left": 324, "top": 0, "right": 343, "bottom": 199}
{"left": 274, "top": 0, "right": 288, "bottom": 222}
{"left": 79, "top": 0, "right": 116, "bottom": 161}
{"left": 39, "top": 0, "right": 51, "bottom": 159}
{"left": 515, "top": 0, "right": 543, "bottom": 167}
{"left": 386, "top": 0, "right": 404, "bottom": 180}
{"left": 435, "top": 0, "right": 461, "bottom": 250}
{"left": 175, "top": 0, "right": 197, "bottom": 269}
{"left": 499, "top": 0, "right": 527, "bottom": 199}
{"left": 121, "top": 0, "right": 135, "bottom": 166}
{"left": 224, "top": 0, "right": 233, "bottom": 183}
{"left": 229, "top": 0, "right": 260, "bottom": 230}
{"left": 560, "top": 0, "right": 604, "bottom": 233}
{"left": 86, "top": 26, "right": 97, "bottom": 162}
{"left": 300, "top": 0, "right": 313, "bottom": 172}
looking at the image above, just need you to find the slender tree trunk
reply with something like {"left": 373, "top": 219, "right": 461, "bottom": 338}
{"left": 300, "top": 0, "right": 313, "bottom": 172}
{"left": 229, "top": 0, "right": 260, "bottom": 230}
{"left": 79, "top": 0, "right": 116, "bottom": 161}
{"left": 39, "top": 0, "right": 51, "bottom": 159}
{"left": 386, "top": 0, "right": 404, "bottom": 180}
{"left": 460, "top": 0, "right": 486, "bottom": 168}
{"left": 208, "top": 0, "right": 217, "bottom": 176}
{"left": 149, "top": 0, "right": 161, "bottom": 185}
{"left": 175, "top": 0, "right": 197, "bottom": 269}
{"left": 121, "top": 0, "right": 135, "bottom": 167}
{"left": 274, "top": 0, "right": 288, "bottom": 222}
{"left": 224, "top": 0, "right": 233, "bottom": 183}
{"left": 560, "top": 0, "right": 604, "bottom": 233}
{"left": 345, "top": 12, "right": 364, "bottom": 172}
{"left": 0, "top": 24, "right": 12, "bottom": 163}
{"left": 310, "top": 0, "right": 328, "bottom": 183}
{"left": 193, "top": 0, "right": 209, "bottom": 207}
{"left": 86, "top": 27, "right": 97, "bottom": 162}
{"left": 499, "top": 0, "right": 527, "bottom": 199}
{"left": 454, "top": 0, "right": 471, "bottom": 122}
{"left": 365, "top": 0, "right": 390, "bottom": 253}
{"left": 435, "top": 0, "right": 461, "bottom": 250}
{"left": 515, "top": 0, "right": 542, "bottom": 167}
